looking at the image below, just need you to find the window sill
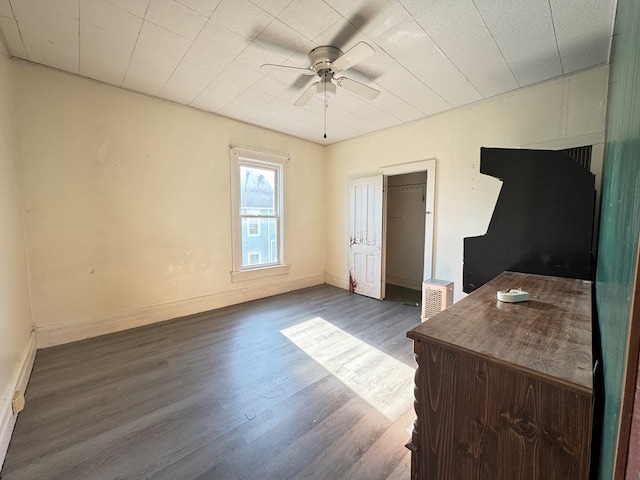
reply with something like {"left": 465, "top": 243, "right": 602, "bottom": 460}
{"left": 231, "top": 264, "right": 290, "bottom": 282}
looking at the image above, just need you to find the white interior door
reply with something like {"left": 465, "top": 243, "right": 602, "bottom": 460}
{"left": 348, "top": 175, "right": 384, "bottom": 299}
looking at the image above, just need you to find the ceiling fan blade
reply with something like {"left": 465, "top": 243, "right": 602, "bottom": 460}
{"left": 260, "top": 63, "right": 315, "bottom": 76}
{"left": 336, "top": 77, "right": 380, "bottom": 100}
{"left": 331, "top": 42, "right": 375, "bottom": 73}
{"left": 252, "top": 27, "right": 309, "bottom": 60}
{"left": 329, "top": 2, "right": 383, "bottom": 48}
{"left": 295, "top": 82, "right": 319, "bottom": 106}
{"left": 291, "top": 74, "right": 313, "bottom": 90}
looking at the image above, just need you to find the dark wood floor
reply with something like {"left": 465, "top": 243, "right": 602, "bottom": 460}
{"left": 1, "top": 284, "right": 421, "bottom": 480}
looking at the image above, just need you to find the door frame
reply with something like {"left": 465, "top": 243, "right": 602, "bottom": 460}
{"left": 381, "top": 159, "right": 437, "bottom": 281}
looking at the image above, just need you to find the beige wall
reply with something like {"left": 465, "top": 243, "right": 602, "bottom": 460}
{"left": 0, "top": 49, "right": 33, "bottom": 461}
{"left": 7, "top": 60, "right": 609, "bottom": 346}
{"left": 12, "top": 61, "right": 326, "bottom": 347}
{"left": 326, "top": 66, "right": 609, "bottom": 301}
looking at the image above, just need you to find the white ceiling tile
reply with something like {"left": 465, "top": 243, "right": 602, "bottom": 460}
{"left": 206, "top": 75, "right": 246, "bottom": 97}
{"left": 263, "top": 67, "right": 311, "bottom": 88}
{"left": 252, "top": 75, "right": 291, "bottom": 97}
{"left": 322, "top": 0, "right": 370, "bottom": 17}
{"left": 81, "top": 62, "right": 127, "bottom": 85}
{"left": 383, "top": 69, "right": 450, "bottom": 116}
{"left": 12, "top": 2, "right": 79, "bottom": 42}
{"left": 137, "top": 21, "right": 191, "bottom": 57}
{"left": 287, "top": 104, "right": 324, "bottom": 127}
{"left": 162, "top": 88, "right": 199, "bottom": 104}
{"left": 27, "top": 48, "right": 80, "bottom": 73}
{"left": 374, "top": 18, "right": 481, "bottom": 107}
{"left": 550, "top": 0, "right": 615, "bottom": 74}
{"left": 265, "top": 91, "right": 293, "bottom": 106}
{"left": 358, "top": 50, "right": 402, "bottom": 88}
{"left": 267, "top": 116, "right": 317, "bottom": 141}
{"left": 279, "top": 0, "right": 341, "bottom": 40}
{"left": 248, "top": 0, "right": 292, "bottom": 17}
{"left": 219, "top": 97, "right": 257, "bottom": 117}
{"left": 373, "top": 91, "right": 423, "bottom": 123}
{"left": 359, "top": 1, "right": 410, "bottom": 40}
{"left": 128, "top": 42, "right": 182, "bottom": 73}
{"left": 174, "top": 0, "right": 221, "bottom": 17}
{"left": 123, "top": 61, "right": 172, "bottom": 94}
{"left": 160, "top": 61, "right": 215, "bottom": 103}
{"left": 0, "top": 0, "right": 12, "bottom": 17}
{"left": 332, "top": 91, "right": 399, "bottom": 128}
{"left": 233, "top": 87, "right": 275, "bottom": 110}
{"left": 474, "top": 0, "right": 562, "bottom": 86}
{"left": 221, "top": 111, "right": 253, "bottom": 125}
{"left": 102, "top": 0, "right": 150, "bottom": 17}
{"left": 414, "top": 0, "right": 518, "bottom": 98}
{"left": 245, "top": 106, "right": 281, "bottom": 124}
{"left": 253, "top": 19, "right": 312, "bottom": 61}
{"left": 190, "top": 83, "right": 235, "bottom": 111}
{"left": 196, "top": 20, "right": 250, "bottom": 58}
{"left": 182, "top": 41, "right": 231, "bottom": 75}
{"left": 320, "top": 0, "right": 393, "bottom": 47}
{"left": 80, "top": 45, "right": 128, "bottom": 84}
{"left": 21, "top": 24, "right": 79, "bottom": 73}
{"left": 234, "top": 43, "right": 290, "bottom": 71}
{"left": 277, "top": 82, "right": 311, "bottom": 104}
{"left": 410, "top": 61, "right": 480, "bottom": 109}
{"left": 397, "top": 0, "right": 424, "bottom": 16}
{"left": 80, "top": 21, "right": 135, "bottom": 59}
{"left": 364, "top": 5, "right": 421, "bottom": 53}
{"left": 13, "top": 0, "right": 79, "bottom": 18}
{"left": 210, "top": 0, "right": 273, "bottom": 41}
{"left": 80, "top": 0, "right": 143, "bottom": 40}
{"left": 219, "top": 60, "right": 263, "bottom": 87}
{"left": 145, "top": 0, "right": 207, "bottom": 40}
{"left": 322, "top": 103, "right": 379, "bottom": 132}
{"left": 0, "top": 15, "right": 27, "bottom": 58}
{"left": 312, "top": 18, "right": 367, "bottom": 52}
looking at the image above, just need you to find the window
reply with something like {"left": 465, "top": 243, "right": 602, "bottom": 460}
{"left": 230, "top": 146, "right": 289, "bottom": 281}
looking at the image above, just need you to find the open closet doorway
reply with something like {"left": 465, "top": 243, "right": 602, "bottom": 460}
{"left": 348, "top": 160, "right": 435, "bottom": 302}
{"left": 384, "top": 171, "right": 427, "bottom": 306}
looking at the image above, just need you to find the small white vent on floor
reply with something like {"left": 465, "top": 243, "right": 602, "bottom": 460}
{"left": 422, "top": 279, "right": 453, "bottom": 322}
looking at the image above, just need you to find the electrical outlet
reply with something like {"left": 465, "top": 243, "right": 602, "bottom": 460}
{"left": 11, "top": 391, "right": 25, "bottom": 414}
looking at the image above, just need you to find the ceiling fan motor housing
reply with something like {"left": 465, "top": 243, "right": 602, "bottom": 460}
{"left": 309, "top": 46, "right": 343, "bottom": 74}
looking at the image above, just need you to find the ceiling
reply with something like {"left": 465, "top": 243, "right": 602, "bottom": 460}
{"left": 0, "top": 0, "right": 617, "bottom": 145}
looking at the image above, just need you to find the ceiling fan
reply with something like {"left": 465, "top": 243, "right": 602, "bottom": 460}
{"left": 260, "top": 42, "right": 381, "bottom": 107}
{"left": 255, "top": 2, "right": 383, "bottom": 139}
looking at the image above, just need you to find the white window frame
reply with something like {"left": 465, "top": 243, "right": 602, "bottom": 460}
{"left": 230, "top": 146, "right": 289, "bottom": 281}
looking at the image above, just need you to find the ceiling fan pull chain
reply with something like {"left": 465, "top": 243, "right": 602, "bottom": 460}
{"left": 324, "top": 81, "right": 328, "bottom": 139}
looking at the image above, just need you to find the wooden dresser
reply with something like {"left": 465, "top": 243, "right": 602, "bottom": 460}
{"left": 406, "top": 271, "right": 593, "bottom": 479}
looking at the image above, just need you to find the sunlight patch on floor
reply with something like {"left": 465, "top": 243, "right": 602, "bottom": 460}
{"left": 281, "top": 317, "right": 414, "bottom": 421}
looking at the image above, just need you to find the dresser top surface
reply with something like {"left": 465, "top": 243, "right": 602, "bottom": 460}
{"left": 408, "top": 272, "right": 593, "bottom": 392}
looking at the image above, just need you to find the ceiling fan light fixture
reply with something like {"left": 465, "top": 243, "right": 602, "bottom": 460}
{"left": 315, "top": 80, "right": 336, "bottom": 100}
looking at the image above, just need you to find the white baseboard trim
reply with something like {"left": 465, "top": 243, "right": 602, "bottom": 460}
{"left": 37, "top": 274, "right": 326, "bottom": 348}
{"left": 325, "top": 273, "right": 348, "bottom": 290}
{"left": 0, "top": 330, "right": 37, "bottom": 470}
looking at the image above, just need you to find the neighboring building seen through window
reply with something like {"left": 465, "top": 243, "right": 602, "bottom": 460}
{"left": 240, "top": 165, "right": 278, "bottom": 267}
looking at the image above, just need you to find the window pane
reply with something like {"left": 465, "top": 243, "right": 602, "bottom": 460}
{"left": 241, "top": 217, "right": 278, "bottom": 267}
{"left": 240, "top": 165, "right": 275, "bottom": 215}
